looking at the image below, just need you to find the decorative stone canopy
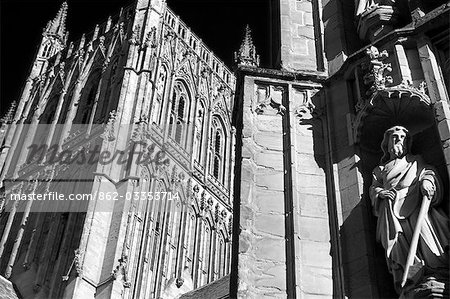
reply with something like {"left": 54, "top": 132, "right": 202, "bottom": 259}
{"left": 354, "top": 46, "right": 434, "bottom": 151}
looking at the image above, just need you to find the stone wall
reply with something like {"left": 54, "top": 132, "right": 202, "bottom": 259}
{"left": 231, "top": 68, "right": 332, "bottom": 298}
{"left": 279, "top": 0, "right": 326, "bottom": 72}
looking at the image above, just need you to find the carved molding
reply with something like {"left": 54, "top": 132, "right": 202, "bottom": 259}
{"left": 352, "top": 46, "right": 433, "bottom": 146}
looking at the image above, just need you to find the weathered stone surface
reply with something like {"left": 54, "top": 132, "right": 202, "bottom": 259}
{"left": 300, "top": 265, "right": 333, "bottom": 295}
{"left": 255, "top": 264, "right": 287, "bottom": 291}
{"left": 255, "top": 214, "right": 286, "bottom": 237}
{"left": 255, "top": 151, "right": 284, "bottom": 171}
{"left": 298, "top": 217, "right": 330, "bottom": 242}
{"left": 254, "top": 237, "right": 286, "bottom": 262}
{"left": 300, "top": 240, "right": 332, "bottom": 268}
{"left": 255, "top": 189, "right": 285, "bottom": 214}
{"left": 255, "top": 114, "right": 283, "bottom": 132}
{"left": 437, "top": 119, "right": 450, "bottom": 141}
{"left": 254, "top": 132, "right": 283, "bottom": 151}
{"left": 298, "top": 193, "right": 328, "bottom": 218}
{"left": 434, "top": 100, "right": 450, "bottom": 122}
{"left": 255, "top": 172, "right": 284, "bottom": 191}
{"left": 295, "top": 153, "right": 326, "bottom": 176}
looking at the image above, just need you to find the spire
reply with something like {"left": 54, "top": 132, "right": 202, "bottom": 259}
{"left": 44, "top": 2, "right": 68, "bottom": 41}
{"left": 0, "top": 101, "right": 17, "bottom": 125}
{"left": 234, "top": 25, "right": 260, "bottom": 67}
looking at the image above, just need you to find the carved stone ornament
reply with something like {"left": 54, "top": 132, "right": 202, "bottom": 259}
{"left": 129, "top": 25, "right": 141, "bottom": 45}
{"left": 355, "top": 0, "right": 399, "bottom": 42}
{"left": 0, "top": 101, "right": 17, "bottom": 124}
{"left": 293, "top": 89, "right": 316, "bottom": 119}
{"left": 254, "top": 84, "right": 286, "bottom": 116}
{"left": 144, "top": 27, "right": 157, "bottom": 48}
{"left": 353, "top": 46, "right": 433, "bottom": 146}
{"left": 102, "top": 110, "right": 118, "bottom": 141}
{"left": 112, "top": 254, "right": 131, "bottom": 288}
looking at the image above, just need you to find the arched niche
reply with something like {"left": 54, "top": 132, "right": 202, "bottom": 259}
{"left": 353, "top": 86, "right": 449, "bottom": 295}
{"left": 355, "top": 87, "right": 448, "bottom": 198}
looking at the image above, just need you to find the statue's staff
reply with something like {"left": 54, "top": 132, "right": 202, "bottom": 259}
{"left": 400, "top": 194, "right": 431, "bottom": 288}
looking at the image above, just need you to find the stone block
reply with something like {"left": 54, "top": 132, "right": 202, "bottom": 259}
{"left": 295, "top": 174, "right": 326, "bottom": 194}
{"left": 300, "top": 240, "right": 332, "bottom": 268}
{"left": 255, "top": 264, "right": 287, "bottom": 292}
{"left": 255, "top": 214, "right": 286, "bottom": 237}
{"left": 241, "top": 160, "right": 257, "bottom": 183}
{"left": 437, "top": 119, "right": 450, "bottom": 141}
{"left": 254, "top": 131, "right": 283, "bottom": 151}
{"left": 297, "top": 216, "right": 330, "bottom": 242}
{"left": 296, "top": 1, "right": 313, "bottom": 13}
{"left": 295, "top": 134, "right": 314, "bottom": 154}
{"left": 255, "top": 189, "right": 285, "bottom": 214}
{"left": 293, "top": 39, "right": 309, "bottom": 56}
{"left": 304, "top": 12, "right": 314, "bottom": 26}
{"left": 255, "top": 151, "right": 284, "bottom": 171}
{"left": 293, "top": 11, "right": 305, "bottom": 26}
{"left": 254, "top": 237, "right": 286, "bottom": 261}
{"left": 255, "top": 115, "right": 283, "bottom": 133}
{"left": 301, "top": 265, "right": 333, "bottom": 295}
{"left": 298, "top": 193, "right": 328, "bottom": 218}
{"left": 255, "top": 172, "right": 284, "bottom": 191}
{"left": 297, "top": 26, "right": 314, "bottom": 39}
{"left": 295, "top": 153, "right": 325, "bottom": 176}
{"left": 434, "top": 100, "right": 450, "bottom": 122}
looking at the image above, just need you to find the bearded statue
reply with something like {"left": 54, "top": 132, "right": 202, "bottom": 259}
{"left": 369, "top": 126, "right": 449, "bottom": 297}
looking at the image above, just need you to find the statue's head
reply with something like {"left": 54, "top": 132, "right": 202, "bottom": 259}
{"left": 380, "top": 126, "right": 412, "bottom": 163}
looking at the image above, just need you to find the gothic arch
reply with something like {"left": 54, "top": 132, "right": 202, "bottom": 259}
{"left": 210, "top": 115, "right": 228, "bottom": 184}
{"left": 94, "top": 56, "right": 120, "bottom": 123}
{"left": 167, "top": 80, "right": 193, "bottom": 147}
{"left": 73, "top": 68, "right": 102, "bottom": 124}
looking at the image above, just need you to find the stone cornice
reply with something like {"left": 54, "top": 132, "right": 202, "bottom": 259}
{"left": 235, "top": 65, "right": 327, "bottom": 84}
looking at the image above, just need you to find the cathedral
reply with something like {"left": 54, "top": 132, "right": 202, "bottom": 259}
{"left": 0, "top": 0, "right": 448, "bottom": 298}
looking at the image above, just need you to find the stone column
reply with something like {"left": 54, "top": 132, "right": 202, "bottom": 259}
{"left": 417, "top": 37, "right": 450, "bottom": 178}
{"left": 232, "top": 78, "right": 288, "bottom": 298}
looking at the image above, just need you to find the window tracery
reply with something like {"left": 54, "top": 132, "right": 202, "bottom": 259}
{"left": 168, "top": 81, "right": 191, "bottom": 147}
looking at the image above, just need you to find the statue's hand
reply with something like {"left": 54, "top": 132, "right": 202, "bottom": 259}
{"left": 421, "top": 180, "right": 435, "bottom": 198}
{"left": 379, "top": 189, "right": 396, "bottom": 201}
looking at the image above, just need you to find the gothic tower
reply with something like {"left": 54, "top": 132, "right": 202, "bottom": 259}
{"left": 0, "top": 1, "right": 234, "bottom": 298}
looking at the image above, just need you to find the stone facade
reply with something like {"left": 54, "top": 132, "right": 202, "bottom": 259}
{"left": 0, "top": 1, "right": 233, "bottom": 298}
{"left": 0, "top": 0, "right": 449, "bottom": 298}
{"left": 230, "top": 66, "right": 332, "bottom": 298}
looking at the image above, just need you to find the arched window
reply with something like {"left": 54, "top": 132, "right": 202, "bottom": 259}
{"left": 152, "top": 68, "right": 167, "bottom": 125}
{"left": 211, "top": 116, "right": 227, "bottom": 184}
{"left": 94, "top": 58, "right": 119, "bottom": 123}
{"left": 168, "top": 81, "right": 191, "bottom": 147}
{"left": 42, "top": 42, "right": 52, "bottom": 57}
{"left": 73, "top": 70, "right": 101, "bottom": 124}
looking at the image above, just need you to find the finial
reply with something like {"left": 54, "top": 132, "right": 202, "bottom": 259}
{"left": 234, "top": 25, "right": 260, "bottom": 67}
{"left": 0, "top": 101, "right": 17, "bottom": 125}
{"left": 44, "top": 2, "right": 68, "bottom": 42}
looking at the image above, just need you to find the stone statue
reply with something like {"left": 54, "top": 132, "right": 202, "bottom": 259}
{"left": 370, "top": 126, "right": 449, "bottom": 296}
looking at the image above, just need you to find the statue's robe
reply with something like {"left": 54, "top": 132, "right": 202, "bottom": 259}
{"left": 370, "top": 154, "right": 449, "bottom": 288}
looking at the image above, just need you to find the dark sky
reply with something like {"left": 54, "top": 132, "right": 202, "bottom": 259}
{"left": 0, "top": 0, "right": 271, "bottom": 115}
